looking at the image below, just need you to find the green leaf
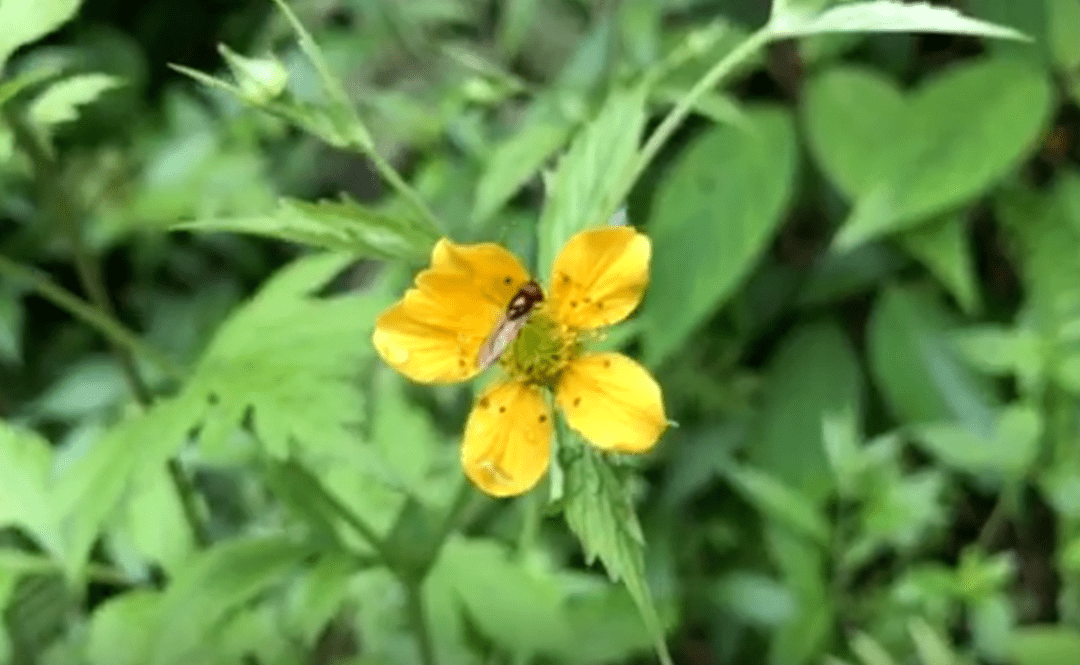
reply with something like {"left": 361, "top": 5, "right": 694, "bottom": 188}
{"left": 769, "top": 1, "right": 1029, "bottom": 40}
{"left": 899, "top": 214, "right": 980, "bottom": 314}
{"left": 915, "top": 404, "right": 1042, "bottom": 478}
{"left": 86, "top": 590, "right": 161, "bottom": 665}
{"left": 1008, "top": 626, "right": 1080, "bottom": 665}
{"left": 909, "top": 617, "right": 959, "bottom": 665}
{"left": 0, "top": 422, "right": 61, "bottom": 555}
{"left": 27, "top": 74, "right": 123, "bottom": 127}
{"left": 176, "top": 197, "right": 436, "bottom": 263}
{"left": 111, "top": 464, "right": 194, "bottom": 574}
{"left": 713, "top": 571, "right": 796, "bottom": 627}
{"left": 537, "top": 85, "right": 647, "bottom": 281}
{"left": 752, "top": 321, "right": 861, "bottom": 503}
{"left": 803, "top": 59, "right": 1052, "bottom": 249}
{"left": 1048, "top": 0, "right": 1080, "bottom": 70}
{"left": 0, "top": 0, "right": 82, "bottom": 72}
{"left": 55, "top": 394, "right": 204, "bottom": 580}
{"left": 150, "top": 535, "right": 309, "bottom": 665}
{"left": 436, "top": 537, "right": 570, "bottom": 654}
{"left": 724, "top": 465, "right": 832, "bottom": 545}
{"left": 868, "top": 285, "right": 999, "bottom": 431}
{"left": 642, "top": 107, "right": 797, "bottom": 365}
{"left": 188, "top": 252, "right": 391, "bottom": 459}
{"left": 559, "top": 441, "right": 673, "bottom": 665}
{"left": 474, "top": 104, "right": 577, "bottom": 223}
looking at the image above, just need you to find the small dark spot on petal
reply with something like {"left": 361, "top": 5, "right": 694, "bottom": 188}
{"left": 570, "top": 301, "right": 578, "bottom": 308}
{"left": 603, "top": 359, "right": 611, "bottom": 368}
{"left": 539, "top": 414, "right": 547, "bottom": 423}
{"left": 499, "top": 405, "right": 507, "bottom": 413}
{"left": 561, "top": 274, "right": 570, "bottom": 283}
{"left": 479, "top": 397, "right": 490, "bottom": 408}
{"left": 458, "top": 358, "right": 467, "bottom": 367}
{"left": 583, "top": 297, "right": 592, "bottom": 303}
{"left": 504, "top": 276, "right": 512, "bottom": 284}
{"left": 573, "top": 397, "right": 581, "bottom": 407}
{"left": 596, "top": 301, "right": 604, "bottom": 309}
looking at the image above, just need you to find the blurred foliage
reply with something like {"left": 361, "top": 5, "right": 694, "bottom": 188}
{"left": 1, "top": 0, "right": 1080, "bottom": 664}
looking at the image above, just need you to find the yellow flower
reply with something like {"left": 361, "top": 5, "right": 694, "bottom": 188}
{"left": 372, "top": 227, "right": 667, "bottom": 497}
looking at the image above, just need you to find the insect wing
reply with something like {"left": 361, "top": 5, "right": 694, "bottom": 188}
{"left": 477, "top": 314, "right": 529, "bottom": 371}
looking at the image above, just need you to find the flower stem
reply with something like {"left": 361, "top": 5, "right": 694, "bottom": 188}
{"left": 405, "top": 580, "right": 439, "bottom": 665}
{"left": 6, "top": 112, "right": 208, "bottom": 547}
{"left": 607, "top": 26, "right": 772, "bottom": 221}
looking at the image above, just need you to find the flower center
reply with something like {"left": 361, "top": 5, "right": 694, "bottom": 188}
{"left": 501, "top": 309, "right": 578, "bottom": 385}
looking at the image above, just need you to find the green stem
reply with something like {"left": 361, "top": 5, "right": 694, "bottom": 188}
{"left": 0, "top": 256, "right": 182, "bottom": 382}
{"left": 608, "top": 26, "right": 772, "bottom": 220}
{"left": 5, "top": 112, "right": 208, "bottom": 548}
{"left": 366, "top": 148, "right": 444, "bottom": 237}
{"left": 405, "top": 580, "right": 439, "bottom": 665}
{"left": 311, "top": 472, "right": 396, "bottom": 565}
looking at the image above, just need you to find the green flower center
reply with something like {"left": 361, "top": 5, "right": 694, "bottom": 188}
{"left": 501, "top": 310, "right": 578, "bottom": 385}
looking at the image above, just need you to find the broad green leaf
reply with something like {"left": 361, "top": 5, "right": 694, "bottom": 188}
{"left": 0, "top": 422, "right": 60, "bottom": 555}
{"left": 643, "top": 107, "right": 797, "bottom": 365}
{"left": 1048, "top": 0, "right": 1080, "bottom": 69}
{"left": 851, "top": 632, "right": 900, "bottom": 665}
{"left": 176, "top": 197, "right": 436, "bottom": 263}
{"left": 150, "top": 535, "right": 309, "bottom": 665}
{"left": 769, "top": 1, "right": 1028, "bottom": 40}
{"left": 804, "top": 59, "right": 1052, "bottom": 249}
{"left": 724, "top": 465, "right": 831, "bottom": 545}
{"left": 899, "top": 214, "right": 980, "bottom": 313}
{"left": 868, "top": 286, "right": 999, "bottom": 431}
{"left": 559, "top": 440, "right": 673, "bottom": 665}
{"left": 753, "top": 321, "right": 861, "bottom": 502}
{"left": 0, "top": 0, "right": 82, "bottom": 72}
{"left": 803, "top": 66, "right": 905, "bottom": 198}
{"left": 537, "top": 85, "right": 647, "bottom": 282}
{"left": 474, "top": 104, "right": 577, "bottom": 223}
{"left": 436, "top": 537, "right": 570, "bottom": 654}
{"left": 915, "top": 404, "right": 1042, "bottom": 478}
{"left": 548, "top": 580, "right": 660, "bottom": 665}
{"left": 87, "top": 590, "right": 161, "bottom": 665}
{"left": 27, "top": 74, "right": 123, "bottom": 127}
{"left": 713, "top": 571, "right": 796, "bottom": 627}
{"left": 1008, "top": 626, "right": 1080, "bottom": 665}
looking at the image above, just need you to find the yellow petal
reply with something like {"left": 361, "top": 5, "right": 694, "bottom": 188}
{"left": 461, "top": 381, "right": 553, "bottom": 497}
{"left": 373, "top": 238, "right": 531, "bottom": 383}
{"left": 555, "top": 352, "right": 666, "bottom": 453}
{"left": 547, "top": 227, "right": 650, "bottom": 330}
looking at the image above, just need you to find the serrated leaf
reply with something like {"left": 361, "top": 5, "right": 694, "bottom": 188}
{"left": 769, "top": 1, "right": 1028, "bottom": 40}
{"left": 559, "top": 441, "right": 672, "bottom": 665}
{"left": 149, "top": 535, "right": 309, "bottom": 665}
{"left": 188, "top": 252, "right": 392, "bottom": 459}
{"left": 0, "top": 0, "right": 82, "bottom": 72}
{"left": 177, "top": 197, "right": 436, "bottom": 263}
{"left": 537, "top": 85, "right": 647, "bottom": 281}
{"left": 86, "top": 590, "right": 161, "bottom": 665}
{"left": 27, "top": 73, "right": 123, "bottom": 127}
{"left": 643, "top": 106, "right": 797, "bottom": 365}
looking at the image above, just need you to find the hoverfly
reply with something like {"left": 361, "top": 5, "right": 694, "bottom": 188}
{"left": 476, "top": 280, "right": 544, "bottom": 371}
